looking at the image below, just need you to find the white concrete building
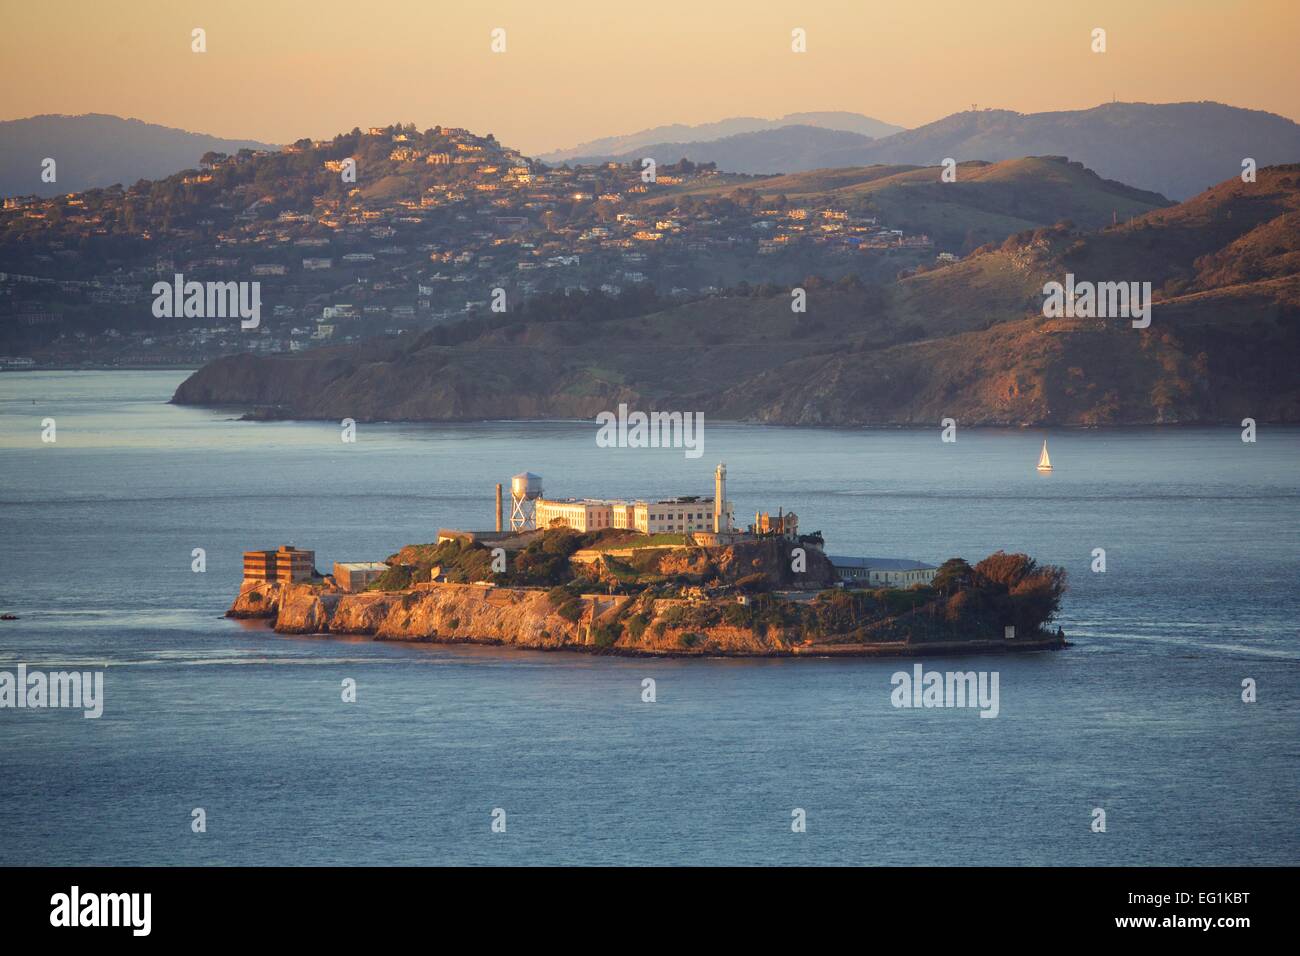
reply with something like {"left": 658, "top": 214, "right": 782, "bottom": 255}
{"left": 534, "top": 499, "right": 615, "bottom": 532}
{"left": 534, "top": 496, "right": 729, "bottom": 535}
{"left": 529, "top": 463, "right": 736, "bottom": 536}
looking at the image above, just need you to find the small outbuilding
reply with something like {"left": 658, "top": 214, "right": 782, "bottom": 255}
{"left": 333, "top": 561, "right": 388, "bottom": 592}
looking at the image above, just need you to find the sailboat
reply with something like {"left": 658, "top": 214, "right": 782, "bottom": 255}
{"left": 1036, "top": 439, "right": 1053, "bottom": 473}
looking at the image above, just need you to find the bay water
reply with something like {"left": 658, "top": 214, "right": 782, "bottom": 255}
{"left": 1, "top": 371, "right": 1296, "bottom": 865}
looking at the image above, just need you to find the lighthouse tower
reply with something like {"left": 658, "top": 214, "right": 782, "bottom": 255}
{"left": 714, "top": 463, "right": 729, "bottom": 532}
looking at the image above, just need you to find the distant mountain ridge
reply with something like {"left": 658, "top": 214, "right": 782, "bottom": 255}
{"left": 566, "top": 125, "right": 878, "bottom": 176}
{"left": 854, "top": 102, "right": 1300, "bottom": 201}
{"left": 10, "top": 102, "right": 1293, "bottom": 202}
{"left": 541, "top": 111, "right": 904, "bottom": 162}
{"left": 561, "top": 102, "right": 1300, "bottom": 200}
{"left": 0, "top": 114, "right": 279, "bottom": 197}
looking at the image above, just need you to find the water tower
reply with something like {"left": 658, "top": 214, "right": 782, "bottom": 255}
{"left": 510, "top": 472, "right": 543, "bottom": 530}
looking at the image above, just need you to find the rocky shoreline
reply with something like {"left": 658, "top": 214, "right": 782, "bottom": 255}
{"left": 229, "top": 579, "right": 1069, "bottom": 659}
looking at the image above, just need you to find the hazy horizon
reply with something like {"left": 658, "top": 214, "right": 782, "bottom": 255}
{"left": 2, "top": 0, "right": 1298, "bottom": 154}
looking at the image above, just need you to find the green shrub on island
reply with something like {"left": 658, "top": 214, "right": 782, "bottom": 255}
{"left": 654, "top": 604, "right": 689, "bottom": 629}
{"left": 601, "top": 555, "right": 663, "bottom": 586}
{"left": 513, "top": 529, "right": 582, "bottom": 585}
{"left": 372, "top": 529, "right": 835, "bottom": 595}
{"left": 627, "top": 549, "right": 672, "bottom": 575}
{"left": 721, "top": 602, "right": 751, "bottom": 628}
{"left": 369, "top": 564, "right": 414, "bottom": 591}
{"left": 369, "top": 538, "right": 497, "bottom": 590}
{"left": 591, "top": 621, "right": 622, "bottom": 648}
{"left": 586, "top": 533, "right": 688, "bottom": 551}
{"left": 932, "top": 557, "right": 977, "bottom": 596}
{"left": 967, "top": 551, "right": 1068, "bottom": 636}
{"left": 546, "top": 584, "right": 584, "bottom": 622}
{"left": 373, "top": 530, "right": 606, "bottom": 591}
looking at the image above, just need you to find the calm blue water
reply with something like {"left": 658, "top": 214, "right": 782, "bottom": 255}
{"left": 1, "top": 370, "right": 1296, "bottom": 865}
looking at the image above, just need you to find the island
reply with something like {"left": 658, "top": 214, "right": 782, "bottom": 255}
{"left": 228, "top": 465, "right": 1069, "bottom": 659}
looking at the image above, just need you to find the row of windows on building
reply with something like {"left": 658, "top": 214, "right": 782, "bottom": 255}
{"left": 533, "top": 497, "right": 727, "bottom": 534}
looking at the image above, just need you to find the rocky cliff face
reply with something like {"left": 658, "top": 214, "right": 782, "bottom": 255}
{"left": 227, "top": 579, "right": 289, "bottom": 618}
{"left": 232, "top": 580, "right": 1065, "bottom": 658}
{"left": 266, "top": 582, "right": 773, "bottom": 653}
{"left": 280, "top": 583, "right": 580, "bottom": 645}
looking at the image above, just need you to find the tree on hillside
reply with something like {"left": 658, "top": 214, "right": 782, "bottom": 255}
{"left": 933, "top": 557, "right": 975, "bottom": 596}
{"left": 972, "top": 551, "right": 1067, "bottom": 633}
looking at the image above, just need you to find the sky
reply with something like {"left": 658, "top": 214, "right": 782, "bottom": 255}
{"left": 2, "top": 0, "right": 1298, "bottom": 154}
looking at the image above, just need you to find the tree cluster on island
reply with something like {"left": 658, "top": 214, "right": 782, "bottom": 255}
{"left": 366, "top": 528, "right": 1067, "bottom": 648}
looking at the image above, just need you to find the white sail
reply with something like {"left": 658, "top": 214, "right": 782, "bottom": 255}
{"left": 1037, "top": 439, "right": 1052, "bottom": 471}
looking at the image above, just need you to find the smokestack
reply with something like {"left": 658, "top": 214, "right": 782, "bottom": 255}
{"left": 495, "top": 483, "right": 503, "bottom": 532}
{"left": 714, "top": 462, "right": 727, "bottom": 533}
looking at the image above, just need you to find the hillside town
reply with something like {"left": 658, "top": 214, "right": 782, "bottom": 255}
{"left": 0, "top": 123, "right": 942, "bottom": 369}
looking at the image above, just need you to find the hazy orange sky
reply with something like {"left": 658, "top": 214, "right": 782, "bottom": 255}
{"left": 3, "top": 0, "right": 1297, "bottom": 153}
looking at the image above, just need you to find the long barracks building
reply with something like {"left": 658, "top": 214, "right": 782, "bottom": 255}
{"left": 532, "top": 463, "right": 736, "bottom": 535}
{"left": 534, "top": 496, "right": 730, "bottom": 535}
